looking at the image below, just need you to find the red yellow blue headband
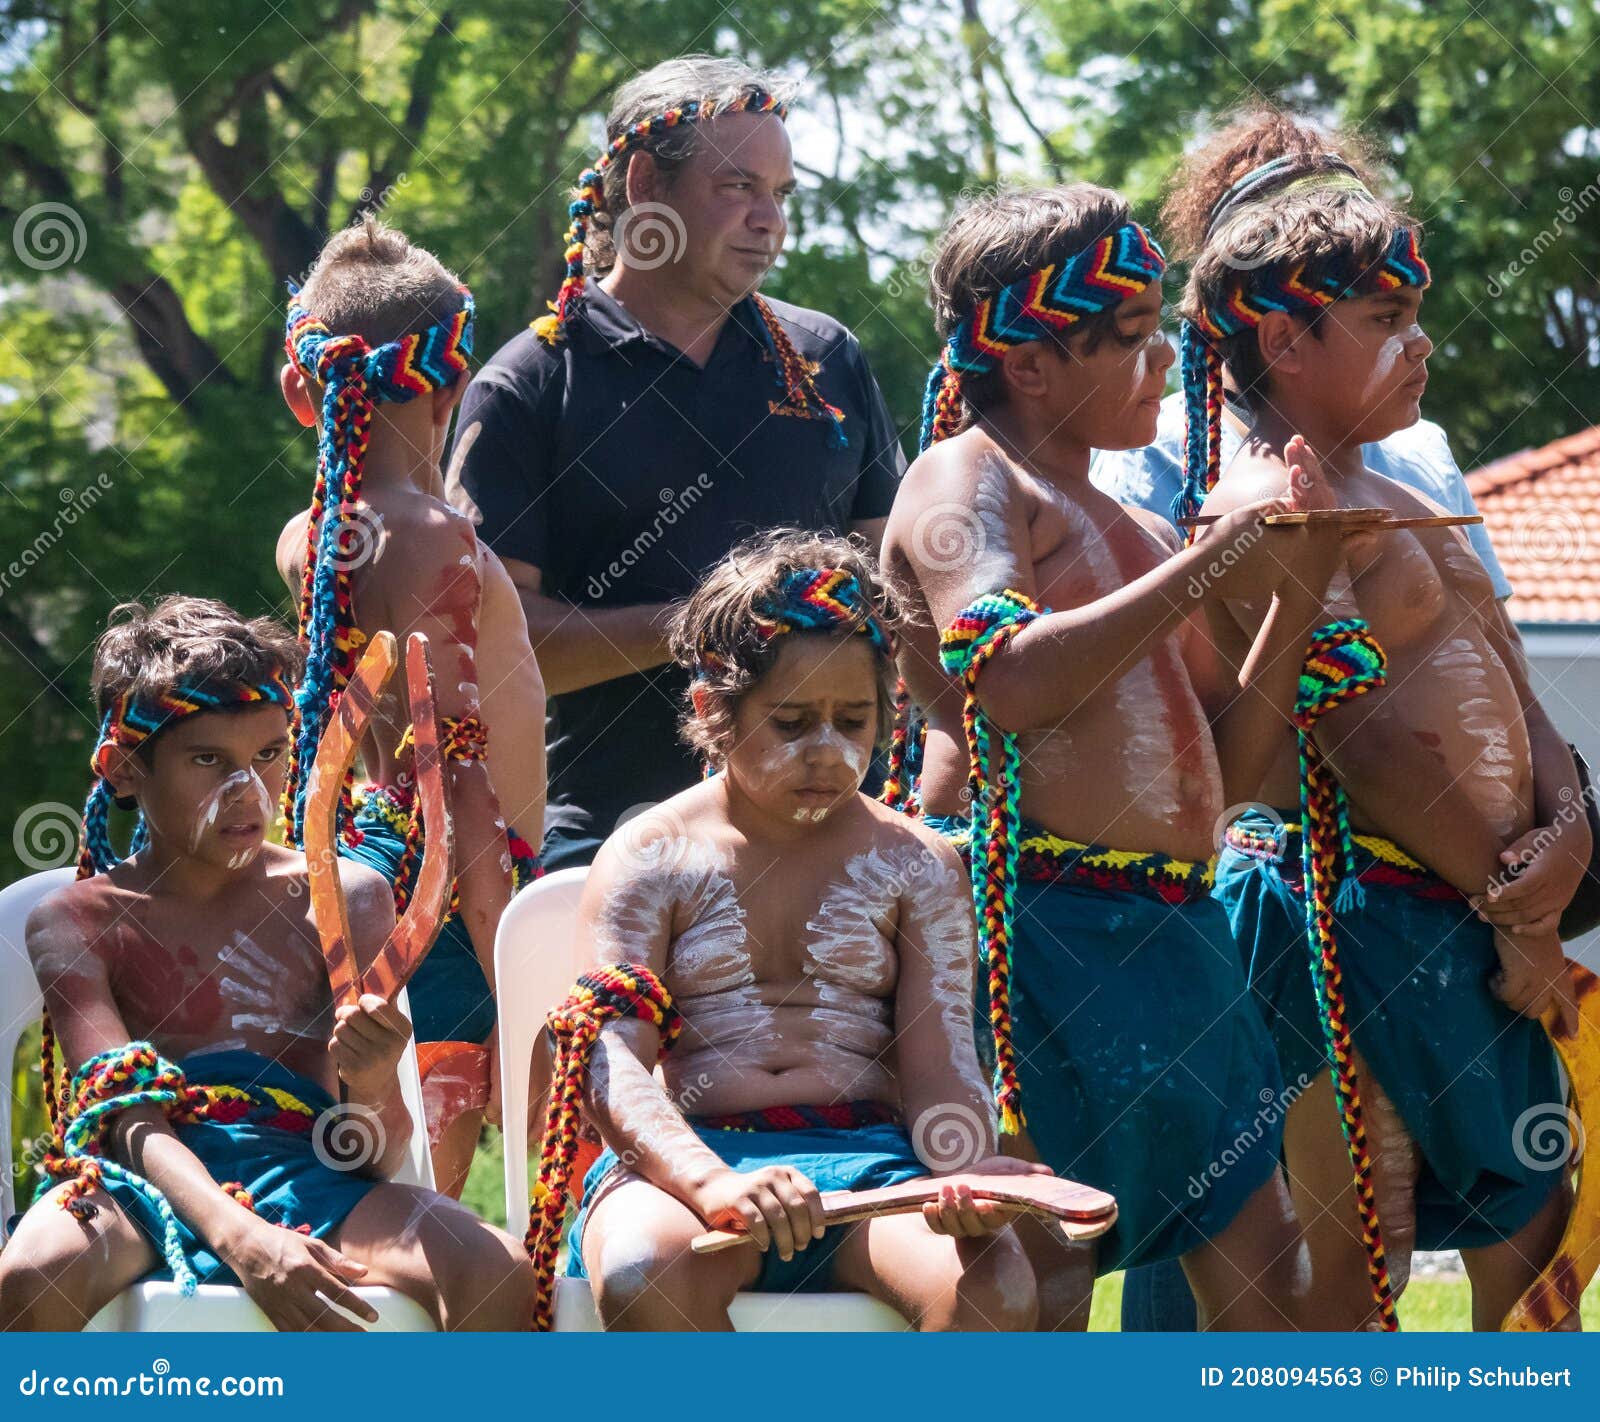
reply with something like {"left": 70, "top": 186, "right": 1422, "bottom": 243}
{"left": 920, "top": 221, "right": 1166, "bottom": 451}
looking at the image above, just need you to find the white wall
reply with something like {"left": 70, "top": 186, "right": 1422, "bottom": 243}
{"left": 1522, "top": 626, "right": 1600, "bottom": 970}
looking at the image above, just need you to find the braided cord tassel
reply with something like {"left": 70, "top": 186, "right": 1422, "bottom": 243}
{"left": 919, "top": 355, "right": 965, "bottom": 453}
{"left": 1174, "top": 322, "right": 1224, "bottom": 540}
{"left": 751, "top": 295, "right": 847, "bottom": 446}
{"left": 525, "top": 964, "right": 682, "bottom": 1330}
{"left": 1294, "top": 618, "right": 1397, "bottom": 1329}
{"left": 939, "top": 590, "right": 1043, "bottom": 1134}
{"left": 879, "top": 678, "right": 915, "bottom": 813}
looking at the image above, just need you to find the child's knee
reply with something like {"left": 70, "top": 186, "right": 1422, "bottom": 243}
{"left": 437, "top": 1228, "right": 538, "bottom": 1331}
{"left": 591, "top": 1232, "right": 718, "bottom": 1329}
{"left": 0, "top": 1256, "right": 89, "bottom": 1333}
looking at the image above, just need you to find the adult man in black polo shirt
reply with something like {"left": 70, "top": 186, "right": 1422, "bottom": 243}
{"left": 446, "top": 55, "right": 905, "bottom": 869}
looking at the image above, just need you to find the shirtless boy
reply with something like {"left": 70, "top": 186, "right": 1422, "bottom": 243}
{"left": 884, "top": 186, "right": 1353, "bottom": 1330}
{"left": 1167, "top": 112, "right": 1585, "bottom": 1329}
{"left": 276, "top": 219, "right": 546, "bottom": 1195}
{"left": 566, "top": 531, "right": 1044, "bottom": 1331}
{"left": 0, "top": 596, "right": 534, "bottom": 1331}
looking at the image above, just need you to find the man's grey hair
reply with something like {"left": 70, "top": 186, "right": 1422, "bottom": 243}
{"left": 587, "top": 55, "right": 800, "bottom": 270}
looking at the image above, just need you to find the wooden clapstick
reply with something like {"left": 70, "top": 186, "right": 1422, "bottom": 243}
{"left": 306, "top": 631, "right": 399, "bottom": 1010}
{"left": 1178, "top": 508, "right": 1482, "bottom": 531}
{"left": 690, "top": 1172, "right": 1118, "bottom": 1255}
{"left": 1504, "top": 961, "right": 1600, "bottom": 1331}
{"left": 367, "top": 632, "right": 455, "bottom": 1002}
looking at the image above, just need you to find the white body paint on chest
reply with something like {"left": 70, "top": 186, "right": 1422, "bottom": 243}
{"left": 218, "top": 930, "right": 332, "bottom": 1041}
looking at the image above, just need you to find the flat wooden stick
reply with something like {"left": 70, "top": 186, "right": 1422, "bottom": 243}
{"left": 1178, "top": 508, "right": 1482, "bottom": 530}
{"left": 690, "top": 1172, "right": 1117, "bottom": 1255}
{"left": 306, "top": 631, "right": 398, "bottom": 1011}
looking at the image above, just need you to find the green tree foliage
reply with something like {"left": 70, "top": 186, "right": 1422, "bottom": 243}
{"left": 1030, "top": 0, "right": 1600, "bottom": 462}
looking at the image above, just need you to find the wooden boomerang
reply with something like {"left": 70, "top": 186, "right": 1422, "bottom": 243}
{"left": 1178, "top": 508, "right": 1483, "bottom": 530}
{"left": 689, "top": 1173, "right": 1118, "bottom": 1254}
{"left": 1504, "top": 961, "right": 1600, "bottom": 1331}
{"left": 304, "top": 631, "right": 455, "bottom": 1010}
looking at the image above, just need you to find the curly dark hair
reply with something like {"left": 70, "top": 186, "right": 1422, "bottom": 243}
{"left": 1161, "top": 105, "right": 1417, "bottom": 403}
{"left": 928, "top": 183, "right": 1134, "bottom": 430}
{"left": 90, "top": 595, "right": 301, "bottom": 758}
{"left": 667, "top": 529, "right": 905, "bottom": 769}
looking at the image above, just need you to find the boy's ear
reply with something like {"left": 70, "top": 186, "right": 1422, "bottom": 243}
{"left": 97, "top": 745, "right": 146, "bottom": 806}
{"left": 999, "top": 340, "right": 1055, "bottom": 403}
{"left": 280, "top": 363, "right": 318, "bottom": 428}
{"left": 690, "top": 684, "right": 712, "bottom": 720}
{"left": 1254, "top": 311, "right": 1307, "bottom": 377}
{"left": 432, "top": 378, "right": 467, "bottom": 429}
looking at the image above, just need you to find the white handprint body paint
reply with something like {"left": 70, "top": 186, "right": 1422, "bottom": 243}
{"left": 218, "top": 930, "right": 333, "bottom": 1042}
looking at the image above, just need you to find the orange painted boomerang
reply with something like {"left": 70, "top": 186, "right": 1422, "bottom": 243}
{"left": 689, "top": 1172, "right": 1118, "bottom": 1254}
{"left": 304, "top": 631, "right": 455, "bottom": 1009}
{"left": 1504, "top": 961, "right": 1600, "bottom": 1331}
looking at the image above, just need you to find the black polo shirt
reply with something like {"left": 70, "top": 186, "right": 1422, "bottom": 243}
{"left": 446, "top": 283, "right": 905, "bottom": 860}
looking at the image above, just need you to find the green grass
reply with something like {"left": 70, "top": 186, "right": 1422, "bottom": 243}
{"left": 1085, "top": 1268, "right": 1600, "bottom": 1331}
{"left": 464, "top": 1134, "right": 1600, "bottom": 1333}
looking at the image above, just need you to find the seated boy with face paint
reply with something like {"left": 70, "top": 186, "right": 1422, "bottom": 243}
{"left": 882, "top": 185, "right": 1360, "bottom": 1331}
{"left": 275, "top": 219, "right": 547, "bottom": 1199}
{"left": 565, "top": 531, "right": 1045, "bottom": 1331}
{"left": 0, "top": 596, "right": 536, "bottom": 1332}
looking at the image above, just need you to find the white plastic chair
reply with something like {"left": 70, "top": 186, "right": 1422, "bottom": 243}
{"left": 495, "top": 866, "right": 910, "bottom": 1331}
{"left": 0, "top": 867, "right": 436, "bottom": 1331}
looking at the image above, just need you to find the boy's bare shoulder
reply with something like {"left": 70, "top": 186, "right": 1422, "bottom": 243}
{"left": 1206, "top": 447, "right": 1287, "bottom": 515}
{"left": 24, "top": 876, "right": 103, "bottom": 967}
{"left": 898, "top": 429, "right": 1019, "bottom": 509}
{"left": 276, "top": 508, "right": 312, "bottom": 590}
{"left": 854, "top": 796, "right": 967, "bottom": 876}
{"left": 1121, "top": 502, "right": 1182, "bottom": 555}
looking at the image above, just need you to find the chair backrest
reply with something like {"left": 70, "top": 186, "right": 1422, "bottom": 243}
{"left": 495, "top": 866, "right": 590, "bottom": 1231}
{"left": 0, "top": 867, "right": 75, "bottom": 1235}
{"left": 0, "top": 868, "right": 432, "bottom": 1242}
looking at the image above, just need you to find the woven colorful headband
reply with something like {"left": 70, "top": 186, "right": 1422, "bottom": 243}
{"left": 1173, "top": 223, "right": 1430, "bottom": 530}
{"left": 284, "top": 283, "right": 475, "bottom": 402}
{"left": 531, "top": 88, "right": 788, "bottom": 343}
{"left": 694, "top": 567, "right": 892, "bottom": 680}
{"left": 919, "top": 221, "right": 1166, "bottom": 451}
{"left": 79, "top": 673, "right": 295, "bottom": 878}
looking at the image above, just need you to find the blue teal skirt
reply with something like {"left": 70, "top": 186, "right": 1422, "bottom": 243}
{"left": 1214, "top": 808, "right": 1565, "bottom": 1249}
{"left": 924, "top": 814, "right": 1285, "bottom": 1274}
{"left": 568, "top": 1118, "right": 928, "bottom": 1293}
{"left": 26, "top": 1049, "right": 381, "bottom": 1288}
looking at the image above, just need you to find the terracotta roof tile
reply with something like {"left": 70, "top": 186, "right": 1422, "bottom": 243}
{"left": 1468, "top": 425, "right": 1600, "bottom": 624}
